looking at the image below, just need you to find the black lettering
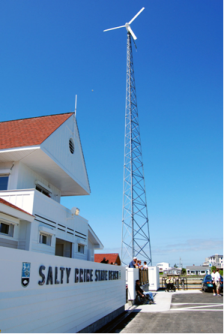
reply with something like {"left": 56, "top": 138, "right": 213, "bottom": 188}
{"left": 46, "top": 266, "right": 53, "bottom": 285}
{"left": 95, "top": 269, "right": 98, "bottom": 281}
{"left": 75, "top": 268, "right": 79, "bottom": 283}
{"left": 90, "top": 269, "right": 93, "bottom": 281}
{"left": 66, "top": 268, "right": 71, "bottom": 283}
{"left": 55, "top": 267, "right": 59, "bottom": 284}
{"left": 80, "top": 269, "right": 83, "bottom": 282}
{"left": 38, "top": 265, "right": 45, "bottom": 285}
{"left": 60, "top": 267, "right": 65, "bottom": 284}
{"left": 84, "top": 269, "right": 87, "bottom": 282}
{"left": 105, "top": 271, "right": 108, "bottom": 280}
{"left": 86, "top": 269, "right": 90, "bottom": 282}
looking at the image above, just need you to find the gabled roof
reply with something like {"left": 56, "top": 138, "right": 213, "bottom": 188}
{"left": 0, "top": 198, "right": 33, "bottom": 216}
{"left": 0, "top": 113, "right": 73, "bottom": 150}
{"left": 186, "top": 266, "right": 210, "bottom": 270}
{"left": 94, "top": 253, "right": 121, "bottom": 264}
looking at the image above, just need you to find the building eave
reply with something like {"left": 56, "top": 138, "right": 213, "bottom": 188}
{"left": 88, "top": 224, "right": 104, "bottom": 249}
{"left": 0, "top": 201, "right": 34, "bottom": 223}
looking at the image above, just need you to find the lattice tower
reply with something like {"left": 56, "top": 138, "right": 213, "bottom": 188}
{"left": 121, "top": 32, "right": 152, "bottom": 266}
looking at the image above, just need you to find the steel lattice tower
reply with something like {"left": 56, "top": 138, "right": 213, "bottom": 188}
{"left": 121, "top": 32, "right": 152, "bottom": 266}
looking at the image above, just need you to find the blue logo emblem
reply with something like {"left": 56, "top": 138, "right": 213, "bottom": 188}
{"left": 21, "top": 262, "right": 31, "bottom": 287}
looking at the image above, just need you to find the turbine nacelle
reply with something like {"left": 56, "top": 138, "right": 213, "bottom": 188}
{"left": 125, "top": 23, "right": 137, "bottom": 40}
{"left": 103, "top": 7, "right": 145, "bottom": 41}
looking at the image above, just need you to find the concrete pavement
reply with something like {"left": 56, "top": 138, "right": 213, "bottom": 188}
{"left": 125, "top": 290, "right": 201, "bottom": 313}
{"left": 97, "top": 291, "right": 223, "bottom": 333}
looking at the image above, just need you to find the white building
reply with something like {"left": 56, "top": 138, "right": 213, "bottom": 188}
{"left": 0, "top": 112, "right": 127, "bottom": 333}
{"left": 0, "top": 112, "right": 103, "bottom": 259}
{"left": 203, "top": 254, "right": 223, "bottom": 268}
{"left": 186, "top": 266, "right": 210, "bottom": 276}
{"left": 156, "top": 262, "right": 170, "bottom": 272}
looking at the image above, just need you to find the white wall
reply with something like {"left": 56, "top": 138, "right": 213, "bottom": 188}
{"left": 127, "top": 268, "right": 139, "bottom": 300}
{"left": 0, "top": 247, "right": 126, "bottom": 333}
{"left": 0, "top": 189, "right": 100, "bottom": 260}
{"left": 0, "top": 211, "right": 30, "bottom": 251}
{"left": 156, "top": 262, "right": 170, "bottom": 272}
{"left": 0, "top": 189, "right": 35, "bottom": 214}
{"left": 148, "top": 266, "right": 160, "bottom": 291}
{"left": 41, "top": 116, "right": 90, "bottom": 195}
{"left": 16, "top": 162, "right": 61, "bottom": 202}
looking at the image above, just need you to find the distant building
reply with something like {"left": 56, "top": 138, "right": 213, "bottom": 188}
{"left": 203, "top": 254, "right": 223, "bottom": 269}
{"left": 163, "top": 267, "right": 182, "bottom": 276}
{"left": 156, "top": 262, "right": 170, "bottom": 272}
{"left": 94, "top": 253, "right": 121, "bottom": 265}
{"left": 186, "top": 266, "right": 210, "bottom": 276}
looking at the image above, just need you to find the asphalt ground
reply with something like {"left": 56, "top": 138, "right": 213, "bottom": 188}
{"left": 97, "top": 292, "right": 223, "bottom": 333}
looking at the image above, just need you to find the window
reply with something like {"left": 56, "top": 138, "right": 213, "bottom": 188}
{"left": 36, "top": 185, "right": 50, "bottom": 197}
{"left": 39, "top": 233, "right": 51, "bottom": 246}
{"left": 0, "top": 221, "right": 13, "bottom": 237}
{"left": 69, "top": 138, "right": 75, "bottom": 154}
{"left": 0, "top": 176, "right": 8, "bottom": 190}
{"left": 78, "top": 244, "right": 84, "bottom": 254}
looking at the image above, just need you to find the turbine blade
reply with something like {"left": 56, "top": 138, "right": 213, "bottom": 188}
{"left": 103, "top": 25, "right": 126, "bottom": 32}
{"left": 127, "top": 26, "right": 137, "bottom": 40}
{"left": 129, "top": 7, "right": 145, "bottom": 24}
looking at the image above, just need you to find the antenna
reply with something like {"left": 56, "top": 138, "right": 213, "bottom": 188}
{"left": 75, "top": 95, "right": 77, "bottom": 117}
{"left": 104, "top": 8, "right": 152, "bottom": 266}
{"left": 104, "top": 7, "right": 145, "bottom": 41}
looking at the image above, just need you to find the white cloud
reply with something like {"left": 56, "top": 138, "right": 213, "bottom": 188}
{"left": 152, "top": 238, "right": 223, "bottom": 254}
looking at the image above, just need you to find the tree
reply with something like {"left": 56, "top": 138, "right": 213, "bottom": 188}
{"left": 174, "top": 264, "right": 178, "bottom": 268}
{"left": 211, "top": 266, "right": 216, "bottom": 273}
{"left": 182, "top": 268, "right": 186, "bottom": 275}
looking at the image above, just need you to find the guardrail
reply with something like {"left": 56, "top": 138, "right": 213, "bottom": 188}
{"left": 160, "top": 277, "right": 203, "bottom": 290}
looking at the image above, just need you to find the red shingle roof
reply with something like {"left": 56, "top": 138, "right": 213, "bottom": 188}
{"left": 94, "top": 253, "right": 121, "bottom": 265}
{"left": 0, "top": 198, "right": 34, "bottom": 216}
{"left": 0, "top": 113, "right": 73, "bottom": 150}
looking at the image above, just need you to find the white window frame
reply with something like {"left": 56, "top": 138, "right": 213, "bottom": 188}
{"left": 0, "top": 175, "right": 9, "bottom": 191}
{"left": 0, "top": 220, "right": 14, "bottom": 237}
{"left": 39, "top": 233, "right": 51, "bottom": 246}
{"left": 78, "top": 244, "right": 85, "bottom": 254}
{"left": 35, "top": 181, "right": 52, "bottom": 197}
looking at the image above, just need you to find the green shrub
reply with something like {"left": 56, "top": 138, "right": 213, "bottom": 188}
{"left": 182, "top": 268, "right": 186, "bottom": 275}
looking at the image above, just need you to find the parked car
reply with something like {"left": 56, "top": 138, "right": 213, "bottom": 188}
{"left": 201, "top": 274, "right": 223, "bottom": 292}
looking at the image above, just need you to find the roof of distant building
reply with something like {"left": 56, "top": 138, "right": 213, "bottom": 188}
{"left": 0, "top": 198, "right": 34, "bottom": 216}
{"left": 94, "top": 253, "right": 121, "bottom": 264}
{"left": 208, "top": 255, "right": 223, "bottom": 258}
{"left": 186, "top": 266, "right": 210, "bottom": 270}
{"left": 0, "top": 112, "right": 73, "bottom": 150}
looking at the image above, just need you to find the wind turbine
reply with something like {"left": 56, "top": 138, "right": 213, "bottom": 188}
{"left": 103, "top": 7, "right": 145, "bottom": 41}
{"left": 104, "top": 8, "right": 152, "bottom": 266}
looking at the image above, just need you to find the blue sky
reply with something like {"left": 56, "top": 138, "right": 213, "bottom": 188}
{"left": 0, "top": 0, "right": 222, "bottom": 267}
